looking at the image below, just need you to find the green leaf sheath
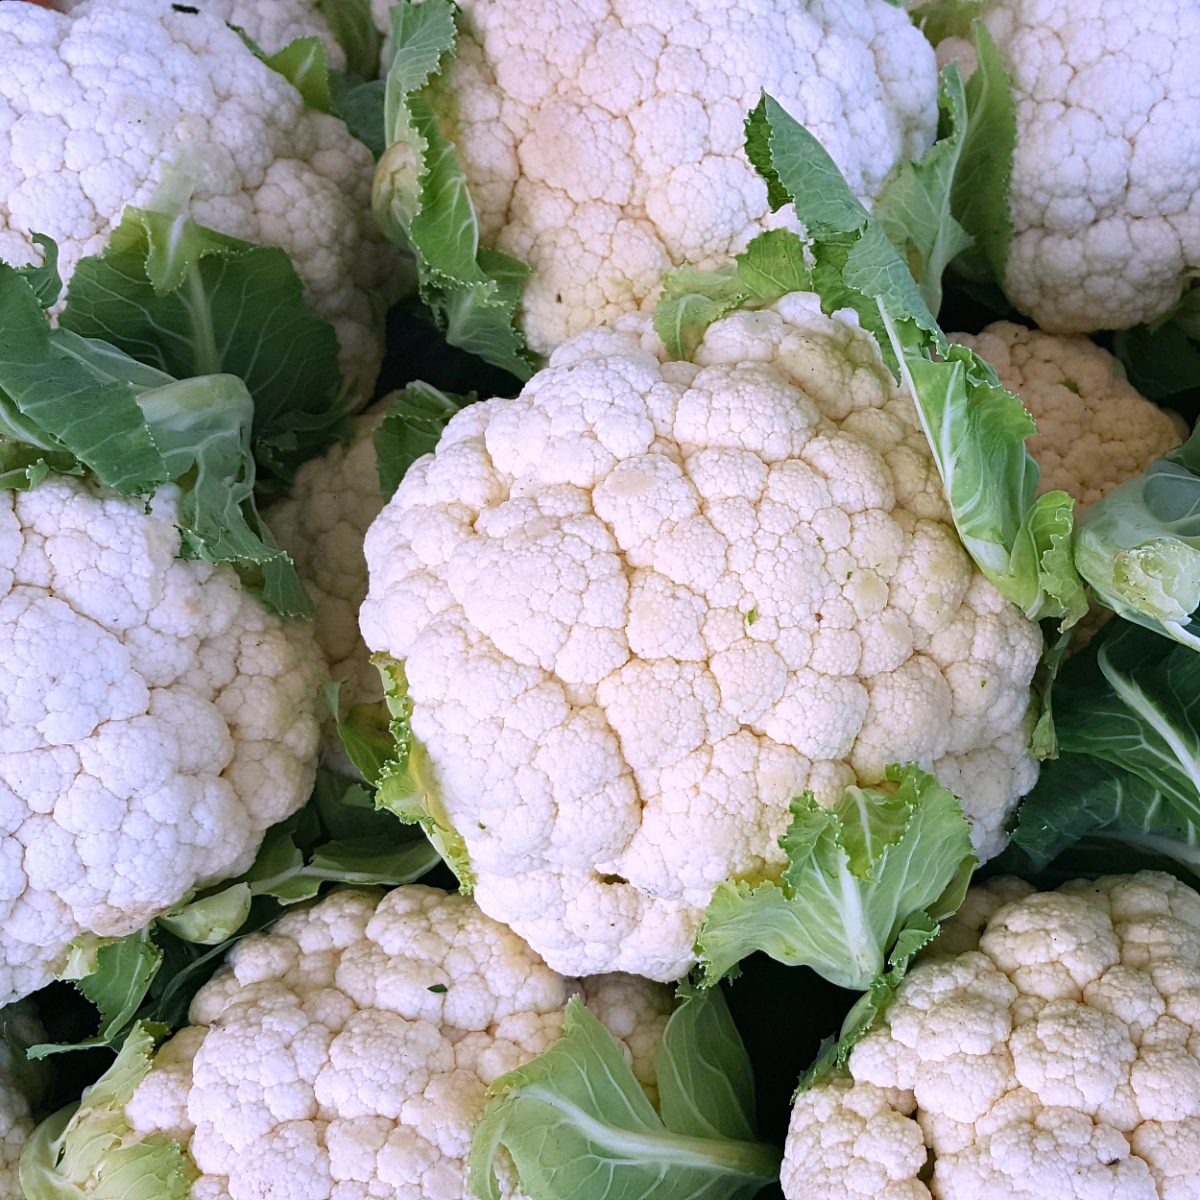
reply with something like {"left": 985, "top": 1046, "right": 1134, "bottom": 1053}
{"left": 374, "top": 382, "right": 473, "bottom": 498}
{"left": 695, "top": 765, "right": 976, "bottom": 992}
{"left": 470, "top": 996, "right": 779, "bottom": 1200}
{"left": 60, "top": 207, "right": 347, "bottom": 483}
{"left": 374, "top": 0, "right": 536, "bottom": 380}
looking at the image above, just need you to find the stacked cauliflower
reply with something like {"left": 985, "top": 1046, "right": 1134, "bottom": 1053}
{"left": 933, "top": 0, "right": 1200, "bottom": 332}
{"left": 0, "top": 0, "right": 395, "bottom": 390}
{"left": 124, "top": 885, "right": 671, "bottom": 1198}
{"left": 784, "top": 872, "right": 1200, "bottom": 1199}
{"left": 952, "top": 322, "right": 1184, "bottom": 512}
{"left": 360, "top": 293, "right": 1043, "bottom": 982}
{"left": 0, "top": 477, "right": 322, "bottom": 1004}
{"left": 375, "top": 0, "right": 939, "bottom": 351}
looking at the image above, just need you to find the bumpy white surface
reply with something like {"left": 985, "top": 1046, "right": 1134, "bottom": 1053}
{"left": 0, "top": 0, "right": 394, "bottom": 392}
{"left": 269, "top": 402, "right": 390, "bottom": 764}
{"left": 0, "top": 476, "right": 322, "bottom": 1005}
{"left": 784, "top": 872, "right": 1200, "bottom": 1199}
{"left": 0, "top": 1001, "right": 43, "bottom": 1198}
{"left": 126, "top": 885, "right": 671, "bottom": 1200}
{"left": 373, "top": 0, "right": 937, "bottom": 353}
{"left": 360, "top": 295, "right": 1042, "bottom": 981}
{"left": 952, "top": 322, "right": 1184, "bottom": 512}
{"left": 940, "top": 0, "right": 1200, "bottom": 332}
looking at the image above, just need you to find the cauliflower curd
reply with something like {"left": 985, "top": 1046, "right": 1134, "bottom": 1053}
{"left": 953, "top": 322, "right": 1184, "bottom": 512}
{"left": 0, "top": 1001, "right": 42, "bottom": 1197}
{"left": 360, "top": 295, "right": 1043, "bottom": 981}
{"left": 0, "top": 0, "right": 394, "bottom": 391}
{"left": 124, "top": 885, "right": 670, "bottom": 1199}
{"left": 0, "top": 476, "right": 322, "bottom": 1005}
{"left": 379, "top": 0, "right": 938, "bottom": 352}
{"left": 784, "top": 872, "right": 1200, "bottom": 1199}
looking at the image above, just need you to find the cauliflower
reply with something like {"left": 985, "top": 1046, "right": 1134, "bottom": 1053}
{"left": 360, "top": 293, "right": 1043, "bottom": 982}
{"left": 376, "top": 0, "right": 938, "bottom": 353}
{"left": 0, "top": 475, "right": 323, "bottom": 1005}
{"left": 784, "top": 871, "right": 1200, "bottom": 1199}
{"left": 0, "top": 1001, "right": 44, "bottom": 1197}
{"left": 119, "top": 885, "right": 670, "bottom": 1198}
{"left": 951, "top": 322, "right": 1185, "bottom": 512}
{"left": 0, "top": 0, "right": 395, "bottom": 392}
{"left": 268, "top": 401, "right": 390, "bottom": 766}
{"left": 934, "top": 0, "right": 1200, "bottom": 333}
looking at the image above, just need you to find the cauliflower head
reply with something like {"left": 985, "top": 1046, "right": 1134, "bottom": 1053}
{"left": 360, "top": 293, "right": 1043, "bottom": 982}
{"left": 784, "top": 871, "right": 1200, "bottom": 1199}
{"left": 0, "top": 475, "right": 323, "bottom": 1005}
{"left": 938, "top": 0, "right": 1200, "bottom": 333}
{"left": 123, "top": 885, "right": 671, "bottom": 1200}
{"left": 376, "top": 0, "right": 938, "bottom": 353}
{"left": 952, "top": 322, "right": 1185, "bottom": 512}
{"left": 268, "top": 401, "right": 390, "bottom": 767}
{"left": 0, "top": 1001, "right": 44, "bottom": 1198}
{"left": 0, "top": 0, "right": 395, "bottom": 391}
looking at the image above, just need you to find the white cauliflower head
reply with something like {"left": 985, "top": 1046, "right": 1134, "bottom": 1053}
{"left": 0, "top": 0, "right": 396, "bottom": 392}
{"left": 124, "top": 884, "right": 671, "bottom": 1199}
{"left": 936, "top": 0, "right": 1200, "bottom": 333}
{"left": 0, "top": 1001, "right": 44, "bottom": 1197}
{"left": 360, "top": 294, "right": 1043, "bottom": 982}
{"left": 375, "top": 0, "right": 938, "bottom": 353}
{"left": 0, "top": 475, "right": 323, "bottom": 1004}
{"left": 268, "top": 401, "right": 390, "bottom": 767}
{"left": 951, "top": 322, "right": 1185, "bottom": 512}
{"left": 784, "top": 871, "right": 1200, "bottom": 1199}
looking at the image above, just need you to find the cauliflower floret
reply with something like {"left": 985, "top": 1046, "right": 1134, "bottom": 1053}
{"left": 124, "top": 885, "right": 671, "bottom": 1198}
{"left": 0, "top": 1001, "right": 44, "bottom": 1197}
{"left": 0, "top": 0, "right": 396, "bottom": 392}
{"left": 935, "top": 0, "right": 1200, "bottom": 333}
{"left": 360, "top": 295, "right": 1043, "bottom": 981}
{"left": 268, "top": 402, "right": 390, "bottom": 769}
{"left": 373, "top": 0, "right": 938, "bottom": 353}
{"left": 785, "top": 871, "right": 1200, "bottom": 1198}
{"left": 952, "top": 322, "right": 1184, "bottom": 511}
{"left": 0, "top": 476, "right": 323, "bottom": 1004}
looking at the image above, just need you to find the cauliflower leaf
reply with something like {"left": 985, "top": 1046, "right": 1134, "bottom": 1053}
{"left": 374, "top": 381, "right": 474, "bottom": 498}
{"left": 374, "top": 0, "right": 536, "bottom": 381}
{"left": 20, "top": 1024, "right": 194, "bottom": 1200}
{"left": 696, "top": 765, "right": 976, "bottom": 993}
{"left": 470, "top": 986, "right": 780, "bottom": 1200}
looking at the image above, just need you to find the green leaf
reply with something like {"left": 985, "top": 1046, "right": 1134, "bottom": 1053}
{"left": 16, "top": 233, "right": 62, "bottom": 308}
{"left": 742, "top": 93, "right": 1087, "bottom": 626}
{"left": 373, "top": 654, "right": 475, "bottom": 888}
{"left": 469, "top": 995, "right": 779, "bottom": 1200}
{"left": 1076, "top": 425, "right": 1200, "bottom": 648}
{"left": 653, "top": 231, "right": 810, "bottom": 360}
{"left": 374, "top": 0, "right": 536, "bottom": 381}
{"left": 695, "top": 765, "right": 976, "bottom": 992}
{"left": 909, "top": 0, "right": 991, "bottom": 44}
{"left": 19, "top": 1024, "right": 195, "bottom": 1200}
{"left": 331, "top": 73, "right": 387, "bottom": 157}
{"left": 948, "top": 22, "right": 1016, "bottom": 284}
{"left": 317, "top": 0, "right": 384, "bottom": 80}
{"left": 325, "top": 680, "right": 397, "bottom": 781}
{"left": 873, "top": 66, "right": 974, "bottom": 313}
{"left": 0, "top": 262, "right": 168, "bottom": 495}
{"left": 155, "top": 885, "right": 253, "bottom": 945}
{"left": 264, "top": 35, "right": 334, "bottom": 111}
{"left": 60, "top": 205, "right": 348, "bottom": 483}
{"left": 375, "top": 381, "right": 473, "bottom": 497}
{"left": 29, "top": 934, "right": 162, "bottom": 1060}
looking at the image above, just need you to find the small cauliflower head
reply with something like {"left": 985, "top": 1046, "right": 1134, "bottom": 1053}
{"left": 360, "top": 294, "right": 1043, "bottom": 982}
{"left": 937, "top": 0, "right": 1200, "bottom": 332}
{"left": 0, "top": 475, "right": 322, "bottom": 1005}
{"left": 784, "top": 871, "right": 1200, "bottom": 1199}
{"left": 268, "top": 401, "right": 390, "bottom": 766}
{"left": 0, "top": 0, "right": 395, "bottom": 391}
{"left": 0, "top": 1001, "right": 44, "bottom": 1198}
{"left": 952, "top": 322, "right": 1185, "bottom": 512}
{"left": 124, "top": 885, "right": 671, "bottom": 1199}
{"left": 375, "top": 0, "right": 937, "bottom": 353}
